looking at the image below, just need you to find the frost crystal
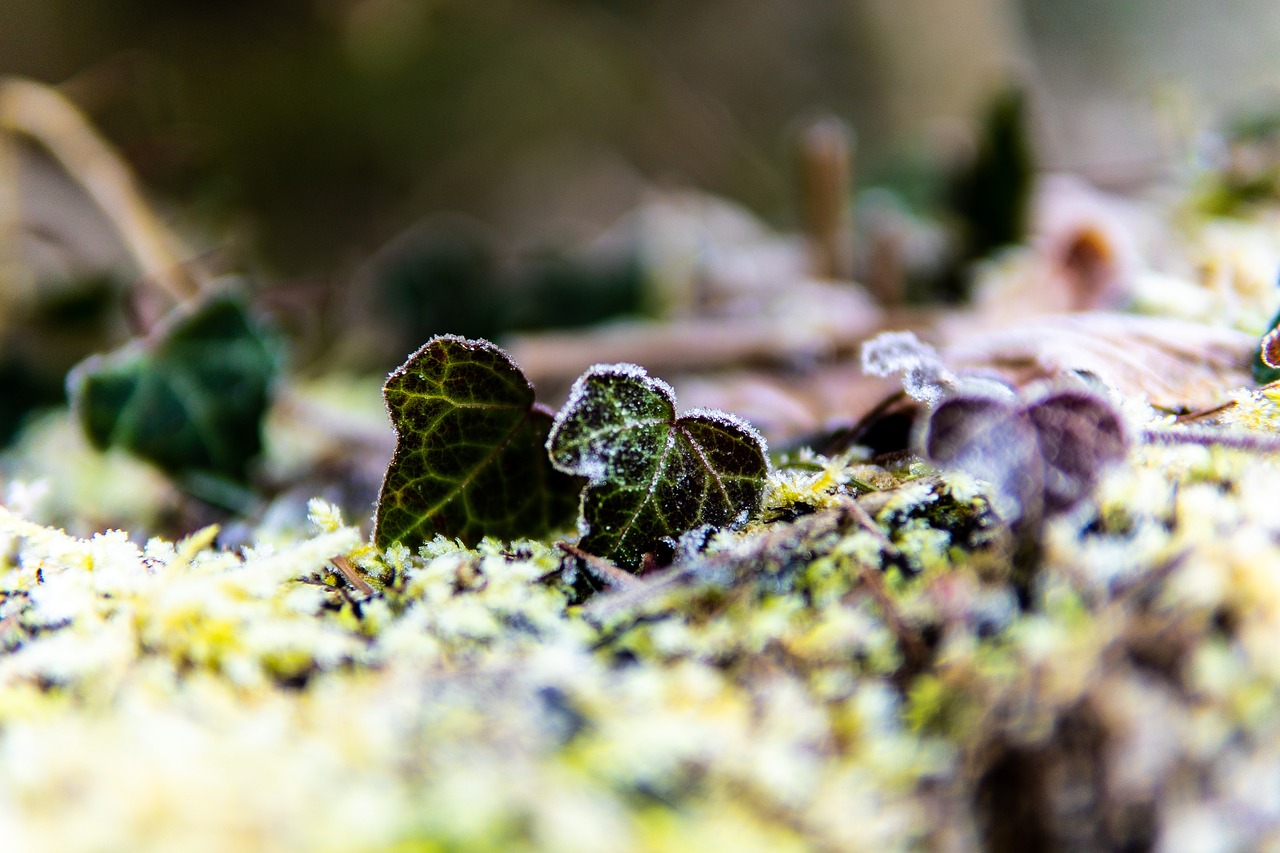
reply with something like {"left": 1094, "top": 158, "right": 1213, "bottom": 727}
{"left": 860, "top": 331, "right": 956, "bottom": 405}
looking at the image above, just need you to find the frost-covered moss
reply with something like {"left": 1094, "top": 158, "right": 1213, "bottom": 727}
{"left": 8, "top": 398, "right": 1280, "bottom": 850}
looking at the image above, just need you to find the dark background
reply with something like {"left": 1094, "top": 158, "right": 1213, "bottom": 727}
{"left": 5, "top": 0, "right": 1278, "bottom": 279}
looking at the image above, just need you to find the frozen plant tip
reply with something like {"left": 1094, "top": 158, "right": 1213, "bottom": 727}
{"left": 861, "top": 331, "right": 956, "bottom": 405}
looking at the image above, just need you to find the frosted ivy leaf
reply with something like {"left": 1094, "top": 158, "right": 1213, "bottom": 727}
{"left": 374, "top": 336, "right": 581, "bottom": 549}
{"left": 547, "top": 363, "right": 769, "bottom": 569}
{"left": 860, "top": 330, "right": 956, "bottom": 405}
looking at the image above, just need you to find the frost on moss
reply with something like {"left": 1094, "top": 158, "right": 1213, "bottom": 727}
{"left": 7, "top": 399, "right": 1280, "bottom": 850}
{"left": 8, "top": 400, "right": 1280, "bottom": 849}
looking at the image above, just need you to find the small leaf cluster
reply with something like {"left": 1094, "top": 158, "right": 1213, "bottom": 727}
{"left": 374, "top": 336, "right": 770, "bottom": 570}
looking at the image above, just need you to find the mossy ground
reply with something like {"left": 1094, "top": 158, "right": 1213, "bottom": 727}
{"left": 5, "top": 410, "right": 1280, "bottom": 850}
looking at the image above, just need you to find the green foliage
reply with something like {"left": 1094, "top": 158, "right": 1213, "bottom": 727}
{"left": 374, "top": 336, "right": 580, "bottom": 550}
{"left": 371, "top": 221, "right": 508, "bottom": 349}
{"left": 0, "top": 275, "right": 123, "bottom": 447}
{"left": 547, "top": 363, "right": 768, "bottom": 569}
{"left": 370, "top": 221, "right": 645, "bottom": 364}
{"left": 951, "top": 88, "right": 1033, "bottom": 261}
{"left": 66, "top": 290, "right": 277, "bottom": 486}
{"left": 1193, "top": 105, "right": 1280, "bottom": 217}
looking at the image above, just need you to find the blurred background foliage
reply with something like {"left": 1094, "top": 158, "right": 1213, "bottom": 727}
{"left": 4, "top": 0, "right": 1280, "bottom": 380}
{"left": 7, "top": 0, "right": 1280, "bottom": 272}
{"left": 4, "top": 0, "right": 1280, "bottom": 522}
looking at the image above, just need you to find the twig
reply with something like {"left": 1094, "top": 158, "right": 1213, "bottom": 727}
{"left": 835, "top": 494, "right": 900, "bottom": 555}
{"left": 330, "top": 555, "right": 375, "bottom": 599}
{"left": 1142, "top": 426, "right": 1280, "bottom": 454}
{"left": 854, "top": 560, "right": 928, "bottom": 668}
{"left": 0, "top": 108, "right": 25, "bottom": 314}
{"left": 0, "top": 76, "right": 199, "bottom": 302}
{"left": 1172, "top": 379, "right": 1280, "bottom": 424}
{"left": 796, "top": 114, "right": 854, "bottom": 281}
{"left": 1172, "top": 400, "right": 1236, "bottom": 424}
{"left": 555, "top": 542, "right": 644, "bottom": 591}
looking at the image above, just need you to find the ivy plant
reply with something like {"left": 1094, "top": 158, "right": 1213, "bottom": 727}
{"left": 375, "top": 339, "right": 769, "bottom": 568}
{"left": 67, "top": 290, "right": 277, "bottom": 489}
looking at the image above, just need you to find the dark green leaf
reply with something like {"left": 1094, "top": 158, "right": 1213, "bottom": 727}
{"left": 67, "top": 290, "right": 277, "bottom": 484}
{"left": 374, "top": 336, "right": 580, "bottom": 549}
{"left": 547, "top": 363, "right": 768, "bottom": 569}
{"left": 370, "top": 220, "right": 507, "bottom": 357}
{"left": 943, "top": 87, "right": 1034, "bottom": 301}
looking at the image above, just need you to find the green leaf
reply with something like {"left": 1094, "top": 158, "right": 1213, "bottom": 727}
{"left": 374, "top": 336, "right": 580, "bottom": 549}
{"left": 943, "top": 87, "right": 1034, "bottom": 301}
{"left": 67, "top": 290, "right": 277, "bottom": 485}
{"left": 546, "top": 363, "right": 768, "bottom": 569}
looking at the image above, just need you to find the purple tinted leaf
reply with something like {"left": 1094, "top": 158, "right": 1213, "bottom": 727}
{"left": 921, "top": 385, "right": 1128, "bottom": 521}
{"left": 923, "top": 393, "right": 1041, "bottom": 519}
{"left": 1024, "top": 389, "right": 1127, "bottom": 513}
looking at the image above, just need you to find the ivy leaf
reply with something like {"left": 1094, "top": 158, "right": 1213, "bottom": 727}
{"left": 374, "top": 335, "right": 580, "bottom": 549}
{"left": 922, "top": 385, "right": 1127, "bottom": 522}
{"left": 546, "top": 363, "right": 768, "bottom": 569}
{"left": 67, "top": 290, "right": 277, "bottom": 486}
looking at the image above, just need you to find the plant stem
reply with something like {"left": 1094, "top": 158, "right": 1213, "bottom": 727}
{"left": 330, "top": 556, "right": 375, "bottom": 599}
{"left": 0, "top": 76, "right": 199, "bottom": 304}
{"left": 1141, "top": 426, "right": 1280, "bottom": 454}
{"left": 556, "top": 542, "right": 643, "bottom": 590}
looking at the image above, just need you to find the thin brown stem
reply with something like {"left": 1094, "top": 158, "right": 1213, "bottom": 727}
{"left": 556, "top": 542, "right": 643, "bottom": 590}
{"left": 0, "top": 76, "right": 199, "bottom": 303}
{"left": 837, "top": 494, "right": 901, "bottom": 555}
{"left": 1171, "top": 380, "right": 1280, "bottom": 424}
{"left": 330, "top": 555, "right": 375, "bottom": 599}
{"left": 853, "top": 556, "right": 929, "bottom": 673}
{"left": 797, "top": 114, "right": 854, "bottom": 280}
{"left": 834, "top": 498, "right": 928, "bottom": 671}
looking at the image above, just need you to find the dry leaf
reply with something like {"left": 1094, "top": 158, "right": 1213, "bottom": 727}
{"left": 940, "top": 313, "right": 1255, "bottom": 409}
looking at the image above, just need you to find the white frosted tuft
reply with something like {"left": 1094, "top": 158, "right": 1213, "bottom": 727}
{"left": 581, "top": 362, "right": 677, "bottom": 402}
{"left": 860, "top": 330, "right": 956, "bottom": 405}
